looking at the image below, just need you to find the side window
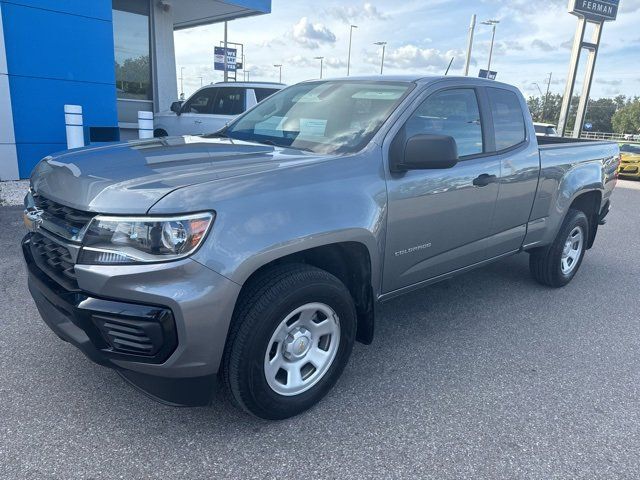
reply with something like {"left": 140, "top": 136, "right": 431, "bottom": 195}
{"left": 405, "top": 89, "right": 483, "bottom": 157}
{"left": 212, "top": 88, "right": 246, "bottom": 115}
{"left": 487, "top": 88, "right": 526, "bottom": 150}
{"left": 182, "top": 88, "right": 217, "bottom": 114}
{"left": 254, "top": 88, "right": 279, "bottom": 103}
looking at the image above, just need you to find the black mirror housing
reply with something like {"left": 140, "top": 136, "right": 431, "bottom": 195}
{"left": 391, "top": 133, "right": 459, "bottom": 172}
{"left": 405, "top": 134, "right": 459, "bottom": 170}
{"left": 170, "top": 101, "right": 183, "bottom": 115}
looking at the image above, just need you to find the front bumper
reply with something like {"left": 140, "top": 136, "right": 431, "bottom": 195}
{"left": 22, "top": 233, "right": 242, "bottom": 406}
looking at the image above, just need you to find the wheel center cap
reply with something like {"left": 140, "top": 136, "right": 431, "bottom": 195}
{"left": 283, "top": 327, "right": 312, "bottom": 359}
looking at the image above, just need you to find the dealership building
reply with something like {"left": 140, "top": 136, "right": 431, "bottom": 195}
{"left": 0, "top": 0, "right": 271, "bottom": 180}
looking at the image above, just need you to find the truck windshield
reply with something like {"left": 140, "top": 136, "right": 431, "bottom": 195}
{"left": 219, "top": 81, "right": 413, "bottom": 154}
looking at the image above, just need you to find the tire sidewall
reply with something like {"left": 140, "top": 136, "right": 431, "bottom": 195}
{"left": 551, "top": 210, "right": 589, "bottom": 286}
{"left": 235, "top": 276, "right": 356, "bottom": 419}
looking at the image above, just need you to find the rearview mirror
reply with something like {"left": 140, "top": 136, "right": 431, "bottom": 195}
{"left": 170, "top": 101, "right": 183, "bottom": 115}
{"left": 392, "top": 134, "right": 459, "bottom": 171}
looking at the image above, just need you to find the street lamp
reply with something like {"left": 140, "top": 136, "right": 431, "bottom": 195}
{"left": 481, "top": 19, "right": 500, "bottom": 72}
{"left": 314, "top": 56, "right": 324, "bottom": 79}
{"left": 374, "top": 41, "right": 387, "bottom": 75}
{"left": 347, "top": 25, "right": 358, "bottom": 76}
{"left": 273, "top": 64, "right": 283, "bottom": 83}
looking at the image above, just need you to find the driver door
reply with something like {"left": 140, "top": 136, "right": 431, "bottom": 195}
{"left": 383, "top": 86, "right": 501, "bottom": 293}
{"left": 177, "top": 87, "right": 218, "bottom": 135}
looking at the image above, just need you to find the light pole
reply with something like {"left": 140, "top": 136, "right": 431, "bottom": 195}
{"left": 347, "top": 24, "right": 358, "bottom": 76}
{"left": 179, "top": 66, "right": 185, "bottom": 99}
{"left": 314, "top": 56, "right": 324, "bottom": 79}
{"left": 374, "top": 41, "right": 386, "bottom": 74}
{"left": 273, "top": 64, "right": 282, "bottom": 83}
{"left": 481, "top": 19, "right": 499, "bottom": 72}
{"left": 464, "top": 14, "right": 477, "bottom": 76}
{"left": 542, "top": 72, "right": 552, "bottom": 122}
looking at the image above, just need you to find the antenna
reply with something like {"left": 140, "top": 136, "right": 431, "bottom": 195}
{"left": 444, "top": 57, "right": 454, "bottom": 75}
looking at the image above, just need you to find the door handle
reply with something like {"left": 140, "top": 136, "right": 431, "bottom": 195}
{"left": 472, "top": 173, "right": 497, "bottom": 187}
{"left": 194, "top": 120, "right": 203, "bottom": 124}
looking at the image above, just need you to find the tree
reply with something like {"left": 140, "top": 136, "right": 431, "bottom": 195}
{"left": 612, "top": 99, "right": 640, "bottom": 134}
{"left": 527, "top": 93, "right": 631, "bottom": 133}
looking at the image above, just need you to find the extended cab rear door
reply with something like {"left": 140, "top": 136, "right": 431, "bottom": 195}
{"left": 382, "top": 82, "right": 501, "bottom": 293}
{"left": 481, "top": 86, "right": 540, "bottom": 258}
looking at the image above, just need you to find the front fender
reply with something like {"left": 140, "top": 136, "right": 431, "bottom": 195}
{"left": 150, "top": 151, "right": 388, "bottom": 295}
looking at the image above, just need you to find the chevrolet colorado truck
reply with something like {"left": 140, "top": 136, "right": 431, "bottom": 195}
{"left": 22, "top": 76, "right": 620, "bottom": 419}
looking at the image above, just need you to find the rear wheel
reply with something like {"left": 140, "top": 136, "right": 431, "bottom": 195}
{"left": 222, "top": 264, "right": 356, "bottom": 419}
{"left": 153, "top": 129, "right": 168, "bottom": 138}
{"left": 529, "top": 209, "right": 589, "bottom": 287}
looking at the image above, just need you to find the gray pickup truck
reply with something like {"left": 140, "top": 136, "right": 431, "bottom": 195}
{"left": 22, "top": 76, "right": 619, "bottom": 419}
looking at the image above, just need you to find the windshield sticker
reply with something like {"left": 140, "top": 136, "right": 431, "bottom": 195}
{"left": 299, "top": 118, "right": 327, "bottom": 137}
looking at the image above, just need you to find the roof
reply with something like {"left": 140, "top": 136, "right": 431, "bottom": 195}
{"left": 299, "top": 75, "right": 517, "bottom": 89}
{"left": 213, "top": 81, "right": 286, "bottom": 87}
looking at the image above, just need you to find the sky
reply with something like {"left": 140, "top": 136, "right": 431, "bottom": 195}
{"left": 174, "top": 0, "right": 640, "bottom": 100}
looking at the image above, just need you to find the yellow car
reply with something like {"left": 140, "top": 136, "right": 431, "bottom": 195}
{"left": 618, "top": 143, "right": 640, "bottom": 179}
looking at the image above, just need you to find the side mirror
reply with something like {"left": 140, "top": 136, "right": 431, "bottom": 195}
{"left": 170, "top": 101, "right": 183, "bottom": 115}
{"left": 392, "top": 134, "right": 459, "bottom": 171}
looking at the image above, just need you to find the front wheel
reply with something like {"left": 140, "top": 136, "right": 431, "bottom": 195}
{"left": 222, "top": 264, "right": 356, "bottom": 419}
{"left": 529, "top": 209, "right": 589, "bottom": 288}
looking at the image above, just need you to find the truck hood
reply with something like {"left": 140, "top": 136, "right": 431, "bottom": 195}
{"left": 31, "top": 136, "right": 321, "bottom": 214}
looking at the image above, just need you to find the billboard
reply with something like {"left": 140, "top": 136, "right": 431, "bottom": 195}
{"left": 479, "top": 69, "right": 497, "bottom": 80}
{"left": 569, "top": 0, "right": 619, "bottom": 21}
{"left": 214, "top": 46, "right": 237, "bottom": 71}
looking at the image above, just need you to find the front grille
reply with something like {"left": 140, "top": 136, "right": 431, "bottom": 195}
{"left": 33, "top": 194, "right": 94, "bottom": 231}
{"left": 30, "top": 233, "right": 78, "bottom": 291}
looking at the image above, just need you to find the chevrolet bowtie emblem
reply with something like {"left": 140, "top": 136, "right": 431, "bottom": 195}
{"left": 23, "top": 208, "right": 43, "bottom": 233}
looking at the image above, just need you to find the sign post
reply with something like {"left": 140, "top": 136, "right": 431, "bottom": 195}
{"left": 557, "top": 0, "right": 619, "bottom": 137}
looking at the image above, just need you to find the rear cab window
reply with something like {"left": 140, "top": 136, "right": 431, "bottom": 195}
{"left": 487, "top": 88, "right": 526, "bottom": 151}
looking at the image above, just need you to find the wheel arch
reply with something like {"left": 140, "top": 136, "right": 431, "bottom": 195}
{"left": 235, "top": 241, "right": 376, "bottom": 345}
{"left": 568, "top": 189, "right": 602, "bottom": 249}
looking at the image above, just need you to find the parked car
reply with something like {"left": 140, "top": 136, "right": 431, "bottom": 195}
{"left": 533, "top": 122, "right": 559, "bottom": 137}
{"left": 23, "top": 76, "right": 619, "bottom": 419}
{"left": 618, "top": 143, "right": 640, "bottom": 179}
{"left": 153, "top": 82, "right": 285, "bottom": 137}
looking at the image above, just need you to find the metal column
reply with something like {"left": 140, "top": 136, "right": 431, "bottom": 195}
{"left": 572, "top": 22, "right": 603, "bottom": 138}
{"left": 557, "top": 17, "right": 587, "bottom": 137}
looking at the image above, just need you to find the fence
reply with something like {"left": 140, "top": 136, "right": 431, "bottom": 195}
{"left": 565, "top": 131, "right": 640, "bottom": 142}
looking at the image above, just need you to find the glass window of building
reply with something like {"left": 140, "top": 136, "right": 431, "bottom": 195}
{"left": 112, "top": 0, "right": 151, "bottom": 101}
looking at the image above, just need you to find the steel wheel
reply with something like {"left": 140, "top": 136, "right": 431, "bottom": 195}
{"left": 560, "top": 225, "right": 584, "bottom": 275}
{"left": 264, "top": 302, "right": 340, "bottom": 397}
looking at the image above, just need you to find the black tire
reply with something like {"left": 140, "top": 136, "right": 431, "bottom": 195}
{"left": 529, "top": 208, "right": 589, "bottom": 288}
{"left": 154, "top": 129, "right": 168, "bottom": 138}
{"left": 222, "top": 264, "right": 357, "bottom": 420}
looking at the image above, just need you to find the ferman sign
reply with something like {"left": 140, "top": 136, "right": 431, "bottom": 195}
{"left": 569, "top": 0, "right": 619, "bottom": 21}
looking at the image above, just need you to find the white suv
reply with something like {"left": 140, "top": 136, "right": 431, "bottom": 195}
{"left": 154, "top": 82, "right": 285, "bottom": 137}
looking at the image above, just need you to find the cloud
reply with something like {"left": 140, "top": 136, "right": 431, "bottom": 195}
{"left": 596, "top": 78, "right": 623, "bottom": 86}
{"left": 286, "top": 55, "right": 346, "bottom": 70}
{"left": 531, "top": 39, "right": 556, "bottom": 52}
{"left": 367, "top": 44, "right": 465, "bottom": 72}
{"left": 327, "top": 2, "right": 388, "bottom": 23}
{"left": 292, "top": 17, "right": 336, "bottom": 49}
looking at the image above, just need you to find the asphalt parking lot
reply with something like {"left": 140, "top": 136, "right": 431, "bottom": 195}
{"left": 1, "top": 180, "right": 639, "bottom": 479}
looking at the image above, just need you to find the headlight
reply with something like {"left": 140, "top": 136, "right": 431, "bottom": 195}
{"left": 78, "top": 212, "right": 214, "bottom": 265}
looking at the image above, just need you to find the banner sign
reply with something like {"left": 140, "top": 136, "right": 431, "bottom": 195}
{"left": 569, "top": 0, "right": 619, "bottom": 21}
{"left": 214, "top": 46, "right": 237, "bottom": 71}
{"left": 479, "top": 69, "right": 497, "bottom": 80}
